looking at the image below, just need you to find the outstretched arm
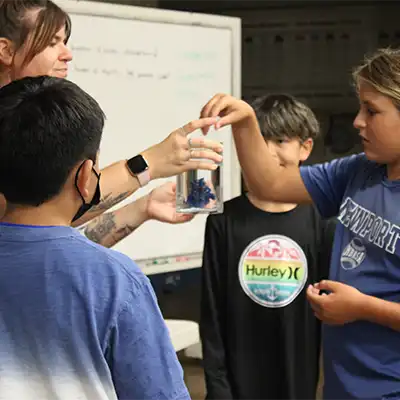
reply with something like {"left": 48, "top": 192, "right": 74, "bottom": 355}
{"left": 200, "top": 94, "right": 311, "bottom": 204}
{"left": 80, "top": 193, "right": 148, "bottom": 248}
{"left": 200, "top": 94, "right": 365, "bottom": 219}
{"left": 72, "top": 117, "right": 222, "bottom": 227}
{"left": 81, "top": 182, "right": 193, "bottom": 248}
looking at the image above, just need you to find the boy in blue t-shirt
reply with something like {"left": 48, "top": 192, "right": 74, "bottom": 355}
{"left": 0, "top": 76, "right": 190, "bottom": 400}
{"left": 200, "top": 47, "right": 400, "bottom": 399}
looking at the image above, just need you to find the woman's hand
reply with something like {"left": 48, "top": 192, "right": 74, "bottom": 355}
{"left": 145, "top": 182, "right": 194, "bottom": 224}
{"left": 141, "top": 117, "right": 223, "bottom": 180}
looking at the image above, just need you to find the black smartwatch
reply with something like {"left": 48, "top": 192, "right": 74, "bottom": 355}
{"left": 126, "top": 154, "right": 150, "bottom": 187}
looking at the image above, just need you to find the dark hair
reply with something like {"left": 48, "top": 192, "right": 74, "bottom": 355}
{"left": 0, "top": 0, "right": 71, "bottom": 68}
{"left": 0, "top": 75, "right": 105, "bottom": 206}
{"left": 252, "top": 93, "right": 320, "bottom": 142}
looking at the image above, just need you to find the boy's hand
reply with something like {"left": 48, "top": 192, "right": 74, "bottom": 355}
{"left": 306, "top": 280, "right": 366, "bottom": 325}
{"left": 200, "top": 94, "right": 256, "bottom": 135}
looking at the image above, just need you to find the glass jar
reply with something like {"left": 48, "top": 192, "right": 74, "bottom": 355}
{"left": 176, "top": 144, "right": 223, "bottom": 214}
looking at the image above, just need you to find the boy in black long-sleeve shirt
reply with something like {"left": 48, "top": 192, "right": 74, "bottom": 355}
{"left": 200, "top": 94, "right": 335, "bottom": 400}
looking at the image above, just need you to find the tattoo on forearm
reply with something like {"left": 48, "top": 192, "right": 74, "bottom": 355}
{"left": 87, "top": 191, "right": 131, "bottom": 214}
{"left": 114, "top": 225, "right": 138, "bottom": 243}
{"left": 84, "top": 213, "right": 117, "bottom": 244}
{"left": 84, "top": 212, "right": 138, "bottom": 247}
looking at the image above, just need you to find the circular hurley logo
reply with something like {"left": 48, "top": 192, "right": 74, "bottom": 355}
{"left": 340, "top": 237, "right": 366, "bottom": 270}
{"left": 238, "top": 235, "right": 308, "bottom": 308}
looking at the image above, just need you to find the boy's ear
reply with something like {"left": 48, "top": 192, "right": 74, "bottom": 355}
{"left": 0, "top": 38, "right": 15, "bottom": 66}
{"left": 299, "top": 138, "right": 314, "bottom": 162}
{"left": 75, "top": 159, "right": 94, "bottom": 200}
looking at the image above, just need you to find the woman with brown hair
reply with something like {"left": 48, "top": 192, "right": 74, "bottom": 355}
{"left": 0, "top": 0, "right": 223, "bottom": 247}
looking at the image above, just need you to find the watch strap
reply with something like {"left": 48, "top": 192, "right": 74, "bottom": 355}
{"left": 126, "top": 155, "right": 151, "bottom": 187}
{"left": 136, "top": 168, "right": 150, "bottom": 187}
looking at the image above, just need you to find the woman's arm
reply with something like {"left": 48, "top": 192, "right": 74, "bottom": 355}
{"left": 80, "top": 182, "right": 193, "bottom": 248}
{"left": 72, "top": 117, "right": 222, "bottom": 227}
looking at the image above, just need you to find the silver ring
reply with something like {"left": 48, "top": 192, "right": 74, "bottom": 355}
{"left": 188, "top": 138, "right": 193, "bottom": 148}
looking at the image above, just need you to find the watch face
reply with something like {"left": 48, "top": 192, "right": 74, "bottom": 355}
{"left": 128, "top": 155, "right": 148, "bottom": 174}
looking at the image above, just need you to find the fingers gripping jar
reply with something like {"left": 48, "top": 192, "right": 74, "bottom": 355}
{"left": 176, "top": 142, "right": 223, "bottom": 214}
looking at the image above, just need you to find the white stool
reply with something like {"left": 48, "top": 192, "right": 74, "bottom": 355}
{"left": 165, "top": 319, "right": 200, "bottom": 353}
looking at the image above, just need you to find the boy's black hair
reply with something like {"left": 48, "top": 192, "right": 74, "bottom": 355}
{"left": 0, "top": 75, "right": 105, "bottom": 206}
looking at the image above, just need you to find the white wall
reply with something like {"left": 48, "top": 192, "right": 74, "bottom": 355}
{"left": 75, "top": 1, "right": 399, "bottom": 163}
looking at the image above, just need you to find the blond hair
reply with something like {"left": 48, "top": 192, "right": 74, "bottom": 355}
{"left": 353, "top": 47, "right": 400, "bottom": 107}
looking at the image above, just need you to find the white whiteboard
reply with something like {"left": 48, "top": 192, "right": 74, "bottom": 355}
{"left": 57, "top": 1, "right": 241, "bottom": 267}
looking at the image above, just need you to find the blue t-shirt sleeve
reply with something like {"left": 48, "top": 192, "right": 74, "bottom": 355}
{"left": 108, "top": 273, "right": 190, "bottom": 400}
{"left": 300, "top": 154, "right": 365, "bottom": 218}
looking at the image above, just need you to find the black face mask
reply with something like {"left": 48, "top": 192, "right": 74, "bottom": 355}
{"left": 72, "top": 160, "right": 101, "bottom": 223}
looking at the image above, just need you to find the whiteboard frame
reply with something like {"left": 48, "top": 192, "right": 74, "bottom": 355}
{"left": 56, "top": 0, "right": 242, "bottom": 274}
